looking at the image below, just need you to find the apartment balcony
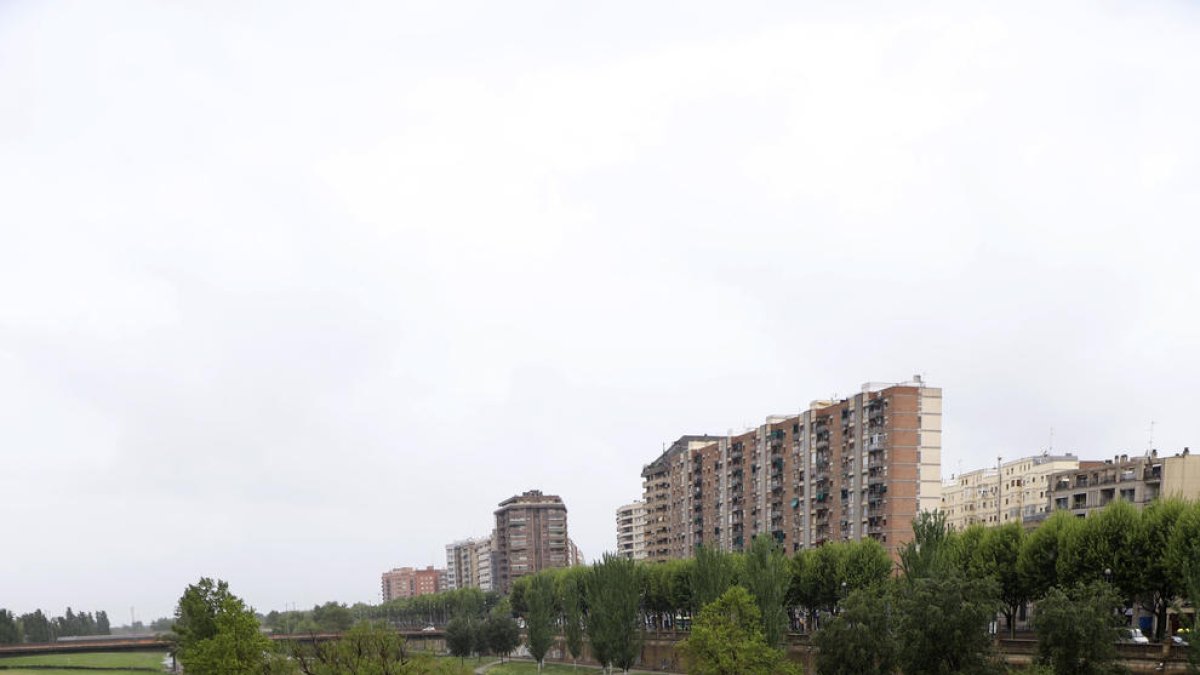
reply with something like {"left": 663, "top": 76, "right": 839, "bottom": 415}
{"left": 1145, "top": 466, "right": 1162, "bottom": 482}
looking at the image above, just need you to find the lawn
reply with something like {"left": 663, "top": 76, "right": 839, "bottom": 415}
{"left": 0, "top": 650, "right": 167, "bottom": 672}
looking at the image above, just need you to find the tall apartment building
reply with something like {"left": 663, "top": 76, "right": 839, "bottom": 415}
{"left": 640, "top": 377, "right": 942, "bottom": 561}
{"left": 493, "top": 490, "right": 570, "bottom": 593}
{"left": 445, "top": 539, "right": 472, "bottom": 591}
{"left": 643, "top": 435, "right": 722, "bottom": 563}
{"left": 380, "top": 565, "right": 444, "bottom": 602}
{"left": 1047, "top": 448, "right": 1200, "bottom": 517}
{"left": 616, "top": 501, "right": 648, "bottom": 560}
{"left": 445, "top": 536, "right": 495, "bottom": 591}
{"left": 474, "top": 537, "right": 495, "bottom": 592}
{"left": 941, "top": 453, "right": 1084, "bottom": 530}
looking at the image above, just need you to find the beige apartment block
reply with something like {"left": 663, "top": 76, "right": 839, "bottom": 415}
{"left": 942, "top": 453, "right": 1084, "bottom": 530}
{"left": 1047, "top": 448, "right": 1199, "bottom": 517}
{"left": 616, "top": 501, "right": 648, "bottom": 560}
{"left": 638, "top": 377, "right": 942, "bottom": 562}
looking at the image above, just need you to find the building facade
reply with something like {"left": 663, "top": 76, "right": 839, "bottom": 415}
{"left": 493, "top": 490, "right": 570, "bottom": 593}
{"left": 445, "top": 536, "right": 495, "bottom": 591}
{"left": 1047, "top": 448, "right": 1200, "bottom": 517}
{"left": 616, "top": 501, "right": 648, "bottom": 560}
{"left": 639, "top": 377, "right": 942, "bottom": 561}
{"left": 474, "top": 537, "right": 495, "bottom": 592}
{"left": 380, "top": 565, "right": 444, "bottom": 602}
{"left": 941, "top": 453, "right": 1083, "bottom": 530}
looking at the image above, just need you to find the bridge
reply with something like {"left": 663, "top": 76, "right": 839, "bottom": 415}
{"left": 0, "top": 631, "right": 447, "bottom": 658}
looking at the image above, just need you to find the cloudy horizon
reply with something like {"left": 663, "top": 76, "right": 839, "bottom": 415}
{"left": 2, "top": 0, "right": 1199, "bottom": 621}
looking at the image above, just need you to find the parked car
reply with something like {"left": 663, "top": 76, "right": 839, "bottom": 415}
{"left": 1170, "top": 635, "right": 1189, "bottom": 647}
{"left": 1117, "top": 628, "right": 1150, "bottom": 644}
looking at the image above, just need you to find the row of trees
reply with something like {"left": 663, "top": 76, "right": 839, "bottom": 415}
{"left": 510, "top": 535, "right": 893, "bottom": 641}
{"left": 0, "top": 607, "right": 111, "bottom": 644}
{"left": 811, "top": 507, "right": 1182, "bottom": 675}
{"left": 263, "top": 588, "right": 504, "bottom": 635}
{"left": 879, "top": 498, "right": 1200, "bottom": 641}
{"left": 503, "top": 539, "right": 832, "bottom": 672}
{"left": 496, "top": 500, "right": 1200, "bottom": 674}
{"left": 173, "top": 578, "right": 471, "bottom": 675}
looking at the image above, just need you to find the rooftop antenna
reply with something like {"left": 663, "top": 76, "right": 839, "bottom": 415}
{"left": 1147, "top": 420, "right": 1156, "bottom": 454}
{"left": 1048, "top": 427, "right": 1054, "bottom": 453}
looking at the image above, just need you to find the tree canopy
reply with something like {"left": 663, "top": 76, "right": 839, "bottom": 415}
{"left": 680, "top": 586, "right": 799, "bottom": 675}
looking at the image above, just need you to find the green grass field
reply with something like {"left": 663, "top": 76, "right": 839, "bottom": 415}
{"left": 0, "top": 650, "right": 167, "bottom": 673}
{"left": 484, "top": 661, "right": 601, "bottom": 674}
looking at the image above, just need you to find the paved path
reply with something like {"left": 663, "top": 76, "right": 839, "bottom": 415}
{"left": 473, "top": 658, "right": 501, "bottom": 674}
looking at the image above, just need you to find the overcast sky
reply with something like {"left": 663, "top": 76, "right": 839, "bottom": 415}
{"left": 2, "top": 0, "right": 1198, "bottom": 622}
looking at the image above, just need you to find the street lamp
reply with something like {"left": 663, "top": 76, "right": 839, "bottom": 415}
{"left": 1105, "top": 568, "right": 1112, "bottom": 584}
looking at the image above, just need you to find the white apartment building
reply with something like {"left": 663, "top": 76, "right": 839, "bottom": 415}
{"left": 942, "top": 453, "right": 1082, "bottom": 530}
{"left": 615, "top": 501, "right": 648, "bottom": 561}
{"left": 445, "top": 535, "right": 495, "bottom": 592}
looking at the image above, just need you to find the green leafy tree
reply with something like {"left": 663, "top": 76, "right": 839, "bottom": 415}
{"left": 669, "top": 558, "right": 694, "bottom": 625}
{"left": 743, "top": 535, "right": 791, "bottom": 649}
{"left": 975, "top": 522, "right": 1029, "bottom": 638}
{"left": 509, "top": 577, "right": 530, "bottom": 616}
{"left": 1056, "top": 500, "right": 1140, "bottom": 600}
{"left": 1166, "top": 502, "right": 1200, "bottom": 673}
{"left": 1135, "top": 498, "right": 1187, "bottom": 641}
{"left": 587, "top": 553, "right": 643, "bottom": 673}
{"left": 173, "top": 578, "right": 229, "bottom": 645}
{"left": 173, "top": 578, "right": 276, "bottom": 675}
{"left": 813, "top": 585, "right": 897, "bottom": 675}
{"left": 526, "top": 573, "right": 556, "bottom": 671}
{"left": 801, "top": 543, "right": 846, "bottom": 617}
{"left": 679, "top": 586, "right": 800, "bottom": 675}
{"left": 840, "top": 539, "right": 893, "bottom": 592}
{"left": 445, "top": 616, "right": 475, "bottom": 663}
{"left": 1032, "top": 582, "right": 1124, "bottom": 675}
{"left": 311, "top": 602, "right": 354, "bottom": 632}
{"left": 96, "top": 610, "right": 111, "bottom": 635}
{"left": 288, "top": 620, "right": 446, "bottom": 675}
{"left": 951, "top": 524, "right": 988, "bottom": 576}
{"left": 899, "top": 510, "right": 955, "bottom": 579}
{"left": 894, "top": 574, "right": 999, "bottom": 675}
{"left": 0, "top": 609, "right": 20, "bottom": 644}
{"left": 19, "top": 610, "right": 51, "bottom": 643}
{"left": 641, "top": 562, "right": 675, "bottom": 631}
{"left": 1019, "top": 511, "right": 1076, "bottom": 599}
{"left": 471, "top": 620, "right": 489, "bottom": 659}
{"left": 484, "top": 613, "right": 520, "bottom": 662}
{"left": 558, "top": 570, "right": 586, "bottom": 667}
{"left": 691, "top": 544, "right": 736, "bottom": 613}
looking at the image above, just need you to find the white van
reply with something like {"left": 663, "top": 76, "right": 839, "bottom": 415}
{"left": 1117, "top": 627, "right": 1150, "bottom": 644}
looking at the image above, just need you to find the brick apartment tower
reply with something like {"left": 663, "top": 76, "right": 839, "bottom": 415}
{"left": 640, "top": 377, "right": 942, "bottom": 561}
{"left": 493, "top": 490, "right": 569, "bottom": 594}
{"left": 380, "top": 565, "right": 443, "bottom": 601}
